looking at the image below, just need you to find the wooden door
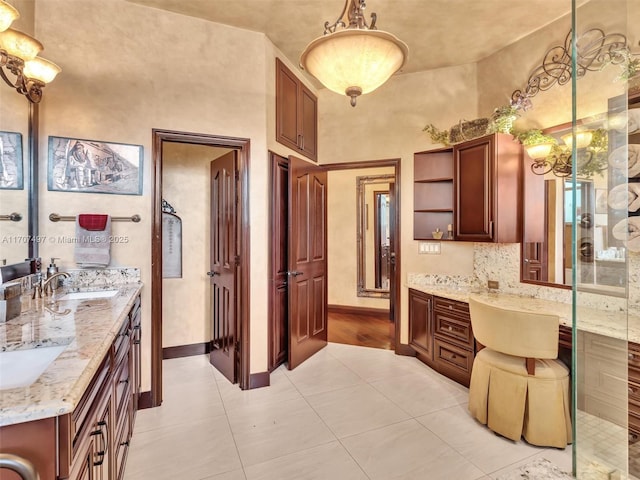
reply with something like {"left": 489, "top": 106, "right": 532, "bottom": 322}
{"left": 408, "top": 289, "right": 433, "bottom": 360}
{"left": 287, "top": 156, "right": 327, "bottom": 369}
{"left": 269, "top": 153, "right": 288, "bottom": 371}
{"left": 209, "top": 151, "right": 238, "bottom": 383}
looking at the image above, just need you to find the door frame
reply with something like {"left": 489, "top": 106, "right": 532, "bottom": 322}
{"left": 323, "top": 159, "right": 402, "bottom": 352}
{"left": 150, "top": 129, "right": 251, "bottom": 407}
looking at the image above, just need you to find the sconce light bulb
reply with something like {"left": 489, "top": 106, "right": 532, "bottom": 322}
{"left": 24, "top": 56, "right": 61, "bottom": 84}
{"left": 525, "top": 143, "right": 554, "bottom": 160}
{"left": 561, "top": 130, "right": 593, "bottom": 150}
{"left": 0, "top": 1, "right": 19, "bottom": 33}
{"left": 0, "top": 28, "right": 43, "bottom": 61}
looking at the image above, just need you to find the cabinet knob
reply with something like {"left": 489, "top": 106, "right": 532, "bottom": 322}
{"left": 448, "top": 305, "right": 453, "bottom": 310}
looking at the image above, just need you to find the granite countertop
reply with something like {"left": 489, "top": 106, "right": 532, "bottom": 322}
{"left": 0, "top": 284, "right": 142, "bottom": 427}
{"left": 406, "top": 283, "right": 640, "bottom": 344}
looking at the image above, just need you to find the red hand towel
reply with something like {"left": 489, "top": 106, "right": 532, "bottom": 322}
{"left": 78, "top": 214, "right": 109, "bottom": 231}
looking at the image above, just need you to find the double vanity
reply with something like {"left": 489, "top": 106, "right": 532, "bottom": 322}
{"left": 0, "top": 282, "right": 142, "bottom": 480}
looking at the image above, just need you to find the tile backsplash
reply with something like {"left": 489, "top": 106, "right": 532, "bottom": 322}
{"left": 410, "top": 243, "right": 639, "bottom": 316}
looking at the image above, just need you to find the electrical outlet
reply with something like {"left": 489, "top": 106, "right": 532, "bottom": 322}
{"left": 487, "top": 280, "right": 499, "bottom": 289}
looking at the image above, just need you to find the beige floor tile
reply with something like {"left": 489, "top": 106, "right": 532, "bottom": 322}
{"left": 369, "top": 371, "right": 468, "bottom": 417}
{"left": 282, "top": 355, "right": 365, "bottom": 396}
{"left": 226, "top": 396, "right": 336, "bottom": 467}
{"left": 126, "top": 349, "right": 572, "bottom": 480}
{"left": 416, "top": 403, "right": 548, "bottom": 474}
{"left": 244, "top": 441, "right": 368, "bottom": 480}
{"left": 489, "top": 449, "right": 573, "bottom": 479}
{"left": 218, "top": 367, "right": 301, "bottom": 413}
{"left": 124, "top": 415, "right": 241, "bottom": 480}
{"left": 305, "top": 383, "right": 410, "bottom": 438}
{"left": 202, "top": 469, "right": 248, "bottom": 480}
{"left": 341, "top": 419, "right": 485, "bottom": 480}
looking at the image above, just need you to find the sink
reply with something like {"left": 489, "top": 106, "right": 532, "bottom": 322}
{"left": 0, "top": 345, "right": 68, "bottom": 389}
{"left": 58, "top": 290, "right": 119, "bottom": 301}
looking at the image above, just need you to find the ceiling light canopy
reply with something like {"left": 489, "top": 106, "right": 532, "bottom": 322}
{"left": 300, "top": 0, "right": 408, "bottom": 107}
{"left": 0, "top": 2, "right": 61, "bottom": 103}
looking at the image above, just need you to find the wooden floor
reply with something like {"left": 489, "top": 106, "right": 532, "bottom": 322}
{"left": 328, "top": 311, "right": 394, "bottom": 350}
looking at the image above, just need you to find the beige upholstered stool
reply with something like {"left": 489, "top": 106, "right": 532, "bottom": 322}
{"left": 468, "top": 297, "right": 572, "bottom": 448}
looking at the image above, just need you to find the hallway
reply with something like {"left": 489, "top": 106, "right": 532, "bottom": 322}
{"left": 124, "top": 344, "right": 571, "bottom": 479}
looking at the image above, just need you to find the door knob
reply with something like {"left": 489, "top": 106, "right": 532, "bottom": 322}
{"left": 207, "top": 271, "right": 220, "bottom": 277}
{"left": 287, "top": 271, "right": 303, "bottom": 277}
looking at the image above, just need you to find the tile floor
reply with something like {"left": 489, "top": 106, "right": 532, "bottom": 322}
{"left": 124, "top": 343, "right": 572, "bottom": 480}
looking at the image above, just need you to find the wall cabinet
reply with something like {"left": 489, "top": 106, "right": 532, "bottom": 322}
{"left": 276, "top": 58, "right": 318, "bottom": 162}
{"left": 413, "top": 148, "right": 454, "bottom": 240}
{"left": 408, "top": 289, "right": 475, "bottom": 387}
{"left": 0, "top": 294, "right": 141, "bottom": 480}
{"left": 453, "top": 133, "right": 522, "bottom": 242}
{"left": 413, "top": 133, "right": 522, "bottom": 242}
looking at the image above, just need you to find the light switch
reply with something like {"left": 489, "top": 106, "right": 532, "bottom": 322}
{"left": 418, "top": 242, "right": 441, "bottom": 254}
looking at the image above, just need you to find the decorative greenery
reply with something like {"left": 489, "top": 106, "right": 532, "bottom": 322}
{"left": 513, "top": 129, "right": 557, "bottom": 147}
{"left": 488, "top": 104, "right": 520, "bottom": 134}
{"left": 615, "top": 48, "right": 640, "bottom": 81}
{"left": 422, "top": 124, "right": 451, "bottom": 145}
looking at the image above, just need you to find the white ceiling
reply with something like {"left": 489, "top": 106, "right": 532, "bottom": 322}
{"left": 126, "top": 0, "right": 574, "bottom": 76}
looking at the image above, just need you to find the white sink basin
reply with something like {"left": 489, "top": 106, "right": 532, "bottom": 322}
{"left": 58, "top": 290, "right": 119, "bottom": 301}
{"left": 0, "top": 345, "right": 68, "bottom": 390}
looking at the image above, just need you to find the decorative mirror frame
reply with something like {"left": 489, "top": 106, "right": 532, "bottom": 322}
{"left": 357, "top": 174, "right": 394, "bottom": 298}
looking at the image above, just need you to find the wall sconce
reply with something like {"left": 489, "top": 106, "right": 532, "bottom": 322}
{"left": 300, "top": 0, "right": 408, "bottom": 107}
{"left": 525, "top": 130, "right": 601, "bottom": 178}
{"left": 0, "top": 0, "right": 60, "bottom": 103}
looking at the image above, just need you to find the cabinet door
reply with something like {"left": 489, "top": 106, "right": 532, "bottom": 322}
{"left": 299, "top": 84, "right": 317, "bottom": 161}
{"left": 454, "top": 136, "right": 493, "bottom": 241}
{"left": 276, "top": 58, "right": 301, "bottom": 152}
{"left": 408, "top": 289, "right": 433, "bottom": 360}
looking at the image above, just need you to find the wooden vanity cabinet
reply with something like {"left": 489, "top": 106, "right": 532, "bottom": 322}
{"left": 408, "top": 289, "right": 434, "bottom": 362}
{"left": 275, "top": 58, "right": 318, "bottom": 162}
{"left": 432, "top": 297, "right": 474, "bottom": 387}
{"left": 408, "top": 289, "right": 475, "bottom": 387}
{"left": 453, "top": 133, "right": 522, "bottom": 242}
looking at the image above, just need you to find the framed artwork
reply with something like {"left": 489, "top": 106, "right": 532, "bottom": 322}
{"left": 48, "top": 136, "right": 143, "bottom": 195}
{"left": 0, "top": 131, "right": 23, "bottom": 190}
{"left": 595, "top": 188, "right": 607, "bottom": 214}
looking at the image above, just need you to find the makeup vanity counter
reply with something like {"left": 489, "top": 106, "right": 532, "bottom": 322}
{"left": 0, "top": 284, "right": 142, "bottom": 480}
{"left": 406, "top": 282, "right": 639, "bottom": 343}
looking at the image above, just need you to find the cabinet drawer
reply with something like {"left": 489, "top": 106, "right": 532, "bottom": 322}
{"left": 558, "top": 326, "right": 572, "bottom": 350}
{"left": 114, "top": 406, "right": 132, "bottom": 480}
{"left": 433, "top": 296, "right": 469, "bottom": 316}
{"left": 113, "top": 320, "right": 131, "bottom": 364}
{"left": 434, "top": 312, "right": 472, "bottom": 349}
{"left": 629, "top": 341, "right": 640, "bottom": 377}
{"left": 630, "top": 381, "right": 640, "bottom": 406}
{"left": 114, "top": 356, "right": 132, "bottom": 422}
{"left": 630, "top": 410, "right": 640, "bottom": 439}
{"left": 434, "top": 338, "right": 473, "bottom": 387}
{"left": 72, "top": 356, "right": 110, "bottom": 447}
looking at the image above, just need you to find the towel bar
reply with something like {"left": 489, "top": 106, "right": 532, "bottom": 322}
{"left": 49, "top": 213, "right": 141, "bottom": 223}
{"left": 0, "top": 212, "right": 23, "bottom": 222}
{"left": 0, "top": 453, "right": 40, "bottom": 480}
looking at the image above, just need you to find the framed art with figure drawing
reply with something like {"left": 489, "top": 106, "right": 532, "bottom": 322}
{"left": 48, "top": 136, "right": 143, "bottom": 195}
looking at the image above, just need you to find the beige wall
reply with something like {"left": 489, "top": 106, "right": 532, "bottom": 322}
{"left": 161, "top": 143, "right": 230, "bottom": 348}
{"left": 33, "top": 0, "right": 271, "bottom": 387}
